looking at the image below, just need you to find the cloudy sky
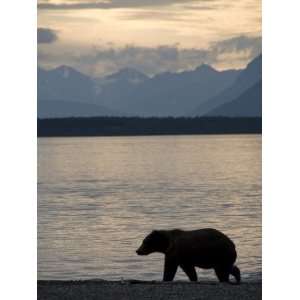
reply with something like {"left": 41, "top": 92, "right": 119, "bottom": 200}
{"left": 38, "top": 0, "right": 261, "bottom": 76}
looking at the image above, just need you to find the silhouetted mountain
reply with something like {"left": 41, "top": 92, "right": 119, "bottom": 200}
{"left": 38, "top": 64, "right": 241, "bottom": 118}
{"left": 234, "top": 55, "right": 262, "bottom": 89}
{"left": 107, "top": 65, "right": 241, "bottom": 116}
{"left": 206, "top": 80, "right": 262, "bottom": 117}
{"left": 192, "top": 55, "right": 262, "bottom": 116}
{"left": 94, "top": 68, "right": 149, "bottom": 111}
{"left": 103, "top": 67, "right": 149, "bottom": 84}
{"left": 38, "top": 65, "right": 96, "bottom": 103}
{"left": 38, "top": 100, "right": 118, "bottom": 118}
{"left": 38, "top": 57, "right": 265, "bottom": 118}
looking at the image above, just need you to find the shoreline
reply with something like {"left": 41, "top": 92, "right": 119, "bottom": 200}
{"left": 37, "top": 116, "right": 262, "bottom": 137}
{"left": 38, "top": 280, "right": 262, "bottom": 300}
{"left": 38, "top": 132, "right": 261, "bottom": 138}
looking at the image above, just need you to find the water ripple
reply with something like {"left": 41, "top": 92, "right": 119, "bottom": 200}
{"left": 38, "top": 135, "right": 261, "bottom": 281}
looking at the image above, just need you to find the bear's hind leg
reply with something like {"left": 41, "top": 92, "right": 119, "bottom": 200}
{"left": 230, "top": 265, "right": 241, "bottom": 284}
{"left": 180, "top": 265, "right": 198, "bottom": 282}
{"left": 214, "top": 267, "right": 230, "bottom": 283}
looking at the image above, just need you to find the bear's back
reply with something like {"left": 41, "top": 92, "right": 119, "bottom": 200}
{"left": 170, "top": 228, "right": 237, "bottom": 268}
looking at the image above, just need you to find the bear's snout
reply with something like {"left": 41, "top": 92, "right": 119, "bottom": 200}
{"left": 136, "top": 245, "right": 147, "bottom": 255}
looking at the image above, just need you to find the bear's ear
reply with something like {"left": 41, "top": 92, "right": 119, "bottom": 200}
{"left": 148, "top": 230, "right": 161, "bottom": 240}
{"left": 151, "top": 230, "right": 171, "bottom": 253}
{"left": 150, "top": 230, "right": 162, "bottom": 239}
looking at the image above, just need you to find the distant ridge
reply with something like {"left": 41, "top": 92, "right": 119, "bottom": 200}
{"left": 38, "top": 63, "right": 241, "bottom": 118}
{"left": 113, "top": 64, "right": 241, "bottom": 116}
{"left": 38, "top": 55, "right": 261, "bottom": 118}
{"left": 206, "top": 80, "right": 262, "bottom": 117}
{"left": 38, "top": 117, "right": 262, "bottom": 137}
{"left": 104, "top": 67, "right": 149, "bottom": 83}
{"left": 192, "top": 54, "right": 262, "bottom": 116}
{"left": 38, "top": 100, "right": 119, "bottom": 118}
{"left": 38, "top": 65, "right": 95, "bottom": 104}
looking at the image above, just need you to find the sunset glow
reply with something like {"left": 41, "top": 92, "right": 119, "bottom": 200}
{"left": 38, "top": 0, "right": 261, "bottom": 76}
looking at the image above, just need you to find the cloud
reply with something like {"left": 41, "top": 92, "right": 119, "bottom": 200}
{"left": 38, "top": 35, "right": 261, "bottom": 76}
{"left": 37, "top": 28, "right": 58, "bottom": 44}
{"left": 38, "top": 0, "right": 199, "bottom": 10}
{"left": 211, "top": 35, "right": 262, "bottom": 57}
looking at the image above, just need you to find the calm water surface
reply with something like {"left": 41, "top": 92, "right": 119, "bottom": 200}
{"left": 38, "top": 135, "right": 261, "bottom": 281}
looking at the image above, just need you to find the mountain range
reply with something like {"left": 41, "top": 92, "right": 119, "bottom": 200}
{"left": 38, "top": 54, "right": 262, "bottom": 118}
{"left": 206, "top": 80, "right": 262, "bottom": 117}
{"left": 193, "top": 55, "right": 262, "bottom": 117}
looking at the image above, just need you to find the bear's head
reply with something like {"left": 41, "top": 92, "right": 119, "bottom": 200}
{"left": 136, "top": 230, "right": 170, "bottom": 255}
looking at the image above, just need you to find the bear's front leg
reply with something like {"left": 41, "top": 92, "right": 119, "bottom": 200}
{"left": 163, "top": 256, "right": 178, "bottom": 281}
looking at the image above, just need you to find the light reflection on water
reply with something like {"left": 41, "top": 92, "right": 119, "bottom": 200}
{"left": 38, "top": 135, "right": 261, "bottom": 281}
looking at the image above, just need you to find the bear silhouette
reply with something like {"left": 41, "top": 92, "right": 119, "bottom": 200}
{"left": 136, "top": 228, "right": 240, "bottom": 283}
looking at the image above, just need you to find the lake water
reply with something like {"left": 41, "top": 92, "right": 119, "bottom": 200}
{"left": 38, "top": 134, "right": 261, "bottom": 281}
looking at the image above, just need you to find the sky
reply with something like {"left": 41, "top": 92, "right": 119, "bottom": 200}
{"left": 37, "top": 0, "right": 261, "bottom": 77}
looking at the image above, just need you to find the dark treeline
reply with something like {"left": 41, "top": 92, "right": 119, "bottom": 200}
{"left": 37, "top": 116, "right": 262, "bottom": 137}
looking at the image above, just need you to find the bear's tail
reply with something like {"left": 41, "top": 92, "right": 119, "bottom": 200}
{"left": 230, "top": 265, "right": 241, "bottom": 284}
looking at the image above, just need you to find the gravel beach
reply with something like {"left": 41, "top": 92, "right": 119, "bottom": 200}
{"left": 38, "top": 280, "right": 262, "bottom": 300}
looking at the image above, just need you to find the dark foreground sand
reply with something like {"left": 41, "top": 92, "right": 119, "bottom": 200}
{"left": 38, "top": 280, "right": 262, "bottom": 300}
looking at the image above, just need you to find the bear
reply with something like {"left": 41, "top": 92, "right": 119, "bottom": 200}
{"left": 136, "top": 228, "right": 241, "bottom": 283}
